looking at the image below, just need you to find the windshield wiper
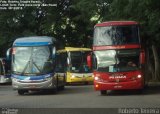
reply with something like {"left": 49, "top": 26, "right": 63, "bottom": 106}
{"left": 20, "top": 60, "right": 31, "bottom": 76}
{"left": 20, "top": 61, "right": 42, "bottom": 75}
{"left": 32, "top": 61, "right": 42, "bottom": 73}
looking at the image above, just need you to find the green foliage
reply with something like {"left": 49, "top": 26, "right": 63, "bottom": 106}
{"left": 103, "top": 0, "right": 160, "bottom": 45}
{"left": 0, "top": 0, "right": 160, "bottom": 57}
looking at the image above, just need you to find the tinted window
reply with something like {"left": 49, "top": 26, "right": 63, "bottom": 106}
{"left": 94, "top": 49, "right": 140, "bottom": 72}
{"left": 70, "top": 51, "right": 91, "bottom": 73}
{"left": 93, "top": 25, "right": 139, "bottom": 46}
{"left": 56, "top": 52, "right": 67, "bottom": 72}
{"left": 0, "top": 60, "right": 4, "bottom": 74}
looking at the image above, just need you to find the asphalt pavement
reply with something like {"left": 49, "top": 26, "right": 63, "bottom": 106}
{"left": 0, "top": 84, "right": 160, "bottom": 114}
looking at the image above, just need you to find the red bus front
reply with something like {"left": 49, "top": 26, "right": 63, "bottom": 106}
{"left": 92, "top": 21, "right": 145, "bottom": 94}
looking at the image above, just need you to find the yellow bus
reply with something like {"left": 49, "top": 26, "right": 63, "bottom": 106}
{"left": 56, "top": 47, "right": 93, "bottom": 84}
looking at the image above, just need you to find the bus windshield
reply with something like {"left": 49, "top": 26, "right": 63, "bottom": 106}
{"left": 94, "top": 49, "right": 140, "bottom": 72}
{"left": 12, "top": 46, "right": 53, "bottom": 75}
{"left": 70, "top": 51, "right": 91, "bottom": 73}
{"left": 93, "top": 25, "right": 139, "bottom": 46}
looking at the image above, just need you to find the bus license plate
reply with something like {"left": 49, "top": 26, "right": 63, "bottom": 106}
{"left": 29, "top": 85, "right": 36, "bottom": 88}
{"left": 114, "top": 85, "right": 122, "bottom": 88}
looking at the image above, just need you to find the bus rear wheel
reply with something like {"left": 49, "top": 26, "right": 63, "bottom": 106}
{"left": 18, "top": 90, "right": 27, "bottom": 95}
{"left": 100, "top": 90, "right": 107, "bottom": 95}
{"left": 137, "top": 89, "right": 144, "bottom": 94}
{"left": 58, "top": 85, "right": 65, "bottom": 90}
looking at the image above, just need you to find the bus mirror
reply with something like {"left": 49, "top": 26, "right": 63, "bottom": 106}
{"left": 140, "top": 50, "right": 145, "bottom": 64}
{"left": 52, "top": 47, "right": 56, "bottom": 59}
{"left": 6, "top": 48, "right": 12, "bottom": 61}
{"left": 87, "top": 54, "right": 92, "bottom": 69}
{"left": 67, "top": 57, "right": 70, "bottom": 65}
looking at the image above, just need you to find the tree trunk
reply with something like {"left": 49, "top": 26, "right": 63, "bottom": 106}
{"left": 145, "top": 47, "right": 154, "bottom": 82}
{"left": 152, "top": 44, "right": 160, "bottom": 81}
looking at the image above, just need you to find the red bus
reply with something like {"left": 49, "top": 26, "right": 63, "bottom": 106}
{"left": 88, "top": 21, "right": 145, "bottom": 95}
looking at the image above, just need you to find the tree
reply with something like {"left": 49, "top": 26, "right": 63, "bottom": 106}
{"left": 101, "top": 0, "right": 160, "bottom": 81}
{"left": 0, "top": 0, "right": 160, "bottom": 81}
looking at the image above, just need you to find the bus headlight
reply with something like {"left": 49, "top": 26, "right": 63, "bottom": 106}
{"left": 94, "top": 76, "right": 104, "bottom": 82}
{"left": 45, "top": 77, "right": 52, "bottom": 81}
{"left": 71, "top": 75, "right": 75, "bottom": 78}
{"left": 12, "top": 78, "right": 19, "bottom": 82}
{"left": 94, "top": 76, "right": 99, "bottom": 81}
{"left": 137, "top": 74, "right": 142, "bottom": 78}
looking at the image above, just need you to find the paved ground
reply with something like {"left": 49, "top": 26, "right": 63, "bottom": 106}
{"left": 0, "top": 84, "right": 160, "bottom": 114}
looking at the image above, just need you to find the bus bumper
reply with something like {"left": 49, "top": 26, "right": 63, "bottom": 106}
{"left": 12, "top": 77, "right": 57, "bottom": 90}
{"left": 68, "top": 76, "right": 94, "bottom": 83}
{"left": 94, "top": 80, "right": 144, "bottom": 90}
{"left": 66, "top": 73, "right": 94, "bottom": 83}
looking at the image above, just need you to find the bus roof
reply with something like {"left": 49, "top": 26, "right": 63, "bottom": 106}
{"left": 95, "top": 21, "right": 139, "bottom": 27}
{"left": 13, "top": 36, "right": 56, "bottom": 46}
{"left": 57, "top": 47, "right": 91, "bottom": 53}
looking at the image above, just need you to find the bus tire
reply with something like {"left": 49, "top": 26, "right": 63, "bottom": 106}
{"left": 51, "top": 86, "right": 58, "bottom": 94}
{"left": 100, "top": 90, "right": 107, "bottom": 95}
{"left": 58, "top": 85, "right": 65, "bottom": 90}
{"left": 18, "top": 90, "right": 27, "bottom": 95}
{"left": 58, "top": 76, "right": 65, "bottom": 90}
{"left": 52, "top": 76, "right": 58, "bottom": 93}
{"left": 54, "top": 82, "right": 59, "bottom": 93}
{"left": 137, "top": 89, "right": 144, "bottom": 94}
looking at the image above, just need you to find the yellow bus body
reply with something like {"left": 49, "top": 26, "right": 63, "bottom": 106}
{"left": 57, "top": 47, "right": 93, "bottom": 83}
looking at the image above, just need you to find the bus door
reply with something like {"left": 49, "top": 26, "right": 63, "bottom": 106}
{"left": 55, "top": 52, "right": 67, "bottom": 86}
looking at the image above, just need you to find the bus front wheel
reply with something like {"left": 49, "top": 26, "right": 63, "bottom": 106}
{"left": 18, "top": 90, "right": 27, "bottom": 95}
{"left": 100, "top": 90, "right": 107, "bottom": 95}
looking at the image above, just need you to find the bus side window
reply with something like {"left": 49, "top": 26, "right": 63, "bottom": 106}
{"left": 56, "top": 54, "right": 63, "bottom": 72}
{"left": 0, "top": 60, "right": 4, "bottom": 75}
{"left": 92, "top": 53, "right": 97, "bottom": 70}
{"left": 0, "top": 61, "right": 2, "bottom": 74}
{"left": 61, "top": 52, "right": 67, "bottom": 72}
{"left": 5, "top": 60, "right": 11, "bottom": 74}
{"left": 56, "top": 52, "right": 67, "bottom": 73}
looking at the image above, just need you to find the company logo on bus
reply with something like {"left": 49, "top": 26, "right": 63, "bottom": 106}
{"left": 109, "top": 74, "right": 126, "bottom": 79}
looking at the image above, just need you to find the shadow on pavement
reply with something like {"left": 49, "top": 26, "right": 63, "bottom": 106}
{"left": 17, "top": 85, "right": 160, "bottom": 96}
{"left": 101, "top": 85, "right": 160, "bottom": 96}
{"left": 20, "top": 85, "right": 94, "bottom": 96}
{"left": 19, "top": 90, "right": 57, "bottom": 96}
